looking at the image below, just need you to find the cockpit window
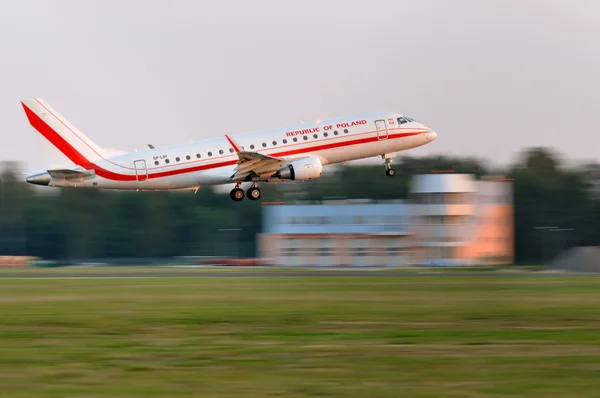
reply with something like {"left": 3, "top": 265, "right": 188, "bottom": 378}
{"left": 397, "top": 116, "right": 415, "bottom": 124}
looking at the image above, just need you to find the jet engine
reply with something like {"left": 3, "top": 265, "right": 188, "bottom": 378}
{"left": 273, "top": 156, "right": 323, "bottom": 181}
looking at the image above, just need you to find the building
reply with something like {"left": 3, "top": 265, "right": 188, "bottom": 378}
{"left": 259, "top": 202, "right": 415, "bottom": 267}
{"left": 410, "top": 174, "right": 513, "bottom": 266}
{"left": 258, "top": 173, "right": 513, "bottom": 267}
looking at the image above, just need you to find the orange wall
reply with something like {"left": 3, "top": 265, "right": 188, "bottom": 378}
{"left": 457, "top": 205, "right": 513, "bottom": 263}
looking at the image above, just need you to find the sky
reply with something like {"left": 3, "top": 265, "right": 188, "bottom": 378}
{"left": 1, "top": 0, "right": 599, "bottom": 171}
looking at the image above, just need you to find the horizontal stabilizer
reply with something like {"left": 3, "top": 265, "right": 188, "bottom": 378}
{"left": 48, "top": 169, "right": 95, "bottom": 180}
{"left": 26, "top": 168, "right": 95, "bottom": 186}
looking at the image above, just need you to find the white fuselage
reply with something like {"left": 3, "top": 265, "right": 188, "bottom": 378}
{"left": 34, "top": 111, "right": 437, "bottom": 190}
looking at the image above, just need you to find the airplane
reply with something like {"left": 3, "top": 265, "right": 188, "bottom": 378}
{"left": 21, "top": 98, "right": 437, "bottom": 201}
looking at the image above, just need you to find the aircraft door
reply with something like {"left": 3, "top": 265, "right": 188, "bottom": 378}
{"left": 134, "top": 159, "right": 148, "bottom": 182}
{"left": 375, "top": 119, "right": 388, "bottom": 140}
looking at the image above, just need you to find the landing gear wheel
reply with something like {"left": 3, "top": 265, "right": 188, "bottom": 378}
{"left": 230, "top": 188, "right": 245, "bottom": 201}
{"left": 383, "top": 156, "right": 395, "bottom": 177}
{"left": 247, "top": 187, "right": 262, "bottom": 201}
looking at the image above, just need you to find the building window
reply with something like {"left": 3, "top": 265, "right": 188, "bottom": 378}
{"left": 283, "top": 247, "right": 298, "bottom": 257}
{"left": 355, "top": 247, "right": 367, "bottom": 257}
{"left": 388, "top": 247, "right": 401, "bottom": 256}
{"left": 318, "top": 248, "right": 331, "bottom": 257}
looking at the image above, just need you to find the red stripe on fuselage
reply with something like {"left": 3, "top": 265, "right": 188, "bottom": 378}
{"left": 88, "top": 131, "right": 426, "bottom": 182}
{"left": 271, "top": 131, "right": 423, "bottom": 158}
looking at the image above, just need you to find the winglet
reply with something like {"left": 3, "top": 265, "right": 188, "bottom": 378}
{"left": 225, "top": 134, "right": 242, "bottom": 153}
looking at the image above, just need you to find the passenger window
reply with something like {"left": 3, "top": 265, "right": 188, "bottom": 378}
{"left": 186, "top": 155, "right": 191, "bottom": 160}
{"left": 262, "top": 143, "right": 267, "bottom": 148}
{"left": 154, "top": 160, "right": 159, "bottom": 166}
{"left": 250, "top": 144, "right": 255, "bottom": 149}
{"left": 176, "top": 157, "right": 180, "bottom": 162}
{"left": 344, "top": 129, "right": 348, "bottom": 134}
{"left": 293, "top": 137, "right": 298, "bottom": 142}
{"left": 303, "top": 136, "right": 308, "bottom": 141}
{"left": 323, "top": 132, "right": 328, "bottom": 137}
{"left": 313, "top": 134, "right": 318, "bottom": 139}
{"left": 196, "top": 153, "right": 201, "bottom": 158}
{"left": 283, "top": 139, "right": 287, "bottom": 144}
{"left": 272, "top": 140, "right": 277, "bottom": 146}
{"left": 229, "top": 148, "right": 234, "bottom": 153}
{"left": 165, "top": 159, "right": 170, "bottom": 164}
{"left": 219, "top": 149, "right": 224, "bottom": 155}
{"left": 208, "top": 152, "right": 212, "bottom": 156}
{"left": 334, "top": 131, "right": 338, "bottom": 135}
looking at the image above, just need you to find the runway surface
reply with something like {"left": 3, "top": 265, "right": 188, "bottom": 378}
{"left": 0, "top": 270, "right": 595, "bottom": 278}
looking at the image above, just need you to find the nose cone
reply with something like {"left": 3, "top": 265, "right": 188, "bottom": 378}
{"left": 26, "top": 172, "right": 51, "bottom": 186}
{"left": 426, "top": 131, "right": 437, "bottom": 141}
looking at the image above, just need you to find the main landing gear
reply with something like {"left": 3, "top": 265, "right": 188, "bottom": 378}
{"left": 230, "top": 186, "right": 245, "bottom": 201}
{"left": 230, "top": 183, "right": 262, "bottom": 201}
{"left": 247, "top": 185, "right": 262, "bottom": 201}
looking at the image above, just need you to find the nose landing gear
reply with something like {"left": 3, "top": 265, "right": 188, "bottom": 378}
{"left": 383, "top": 156, "right": 396, "bottom": 177}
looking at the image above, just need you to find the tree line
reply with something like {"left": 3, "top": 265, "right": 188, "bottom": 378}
{"left": 0, "top": 147, "right": 598, "bottom": 264}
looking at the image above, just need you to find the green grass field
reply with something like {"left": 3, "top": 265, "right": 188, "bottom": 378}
{"left": 1, "top": 271, "right": 600, "bottom": 397}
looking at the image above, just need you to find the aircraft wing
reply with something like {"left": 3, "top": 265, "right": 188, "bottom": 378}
{"left": 225, "top": 135, "right": 287, "bottom": 182}
{"left": 236, "top": 151, "right": 281, "bottom": 162}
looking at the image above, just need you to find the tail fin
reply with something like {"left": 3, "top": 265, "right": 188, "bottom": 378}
{"left": 21, "top": 98, "right": 106, "bottom": 166}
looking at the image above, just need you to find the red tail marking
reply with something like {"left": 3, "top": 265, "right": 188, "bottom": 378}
{"left": 33, "top": 98, "right": 105, "bottom": 160}
{"left": 22, "top": 102, "right": 91, "bottom": 166}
